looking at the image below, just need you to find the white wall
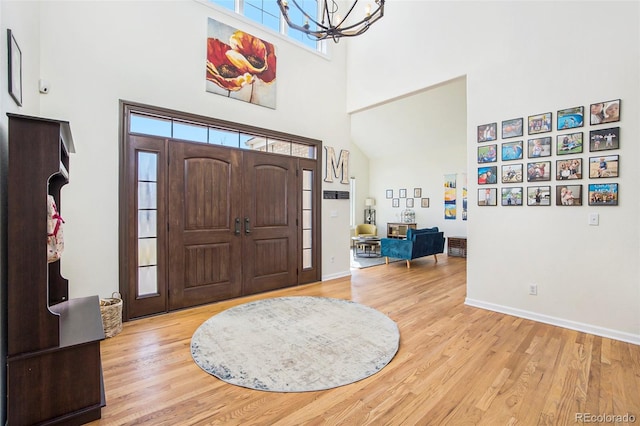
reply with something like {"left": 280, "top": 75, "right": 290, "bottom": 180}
{"left": 347, "top": 1, "right": 640, "bottom": 343}
{"left": 351, "top": 77, "right": 468, "bottom": 238}
{"left": 29, "top": 0, "right": 353, "bottom": 298}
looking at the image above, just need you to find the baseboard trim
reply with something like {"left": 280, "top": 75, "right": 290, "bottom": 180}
{"left": 322, "top": 270, "right": 351, "bottom": 281}
{"left": 465, "top": 298, "right": 640, "bottom": 346}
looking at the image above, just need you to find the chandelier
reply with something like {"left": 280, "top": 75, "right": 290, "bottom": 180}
{"left": 277, "top": 0, "right": 385, "bottom": 43}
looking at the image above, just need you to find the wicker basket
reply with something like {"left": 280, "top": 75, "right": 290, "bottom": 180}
{"left": 100, "top": 292, "right": 123, "bottom": 338}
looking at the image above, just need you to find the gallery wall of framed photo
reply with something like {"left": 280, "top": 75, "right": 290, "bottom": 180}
{"left": 476, "top": 98, "right": 620, "bottom": 208}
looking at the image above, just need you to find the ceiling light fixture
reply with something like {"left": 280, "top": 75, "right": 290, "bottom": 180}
{"left": 277, "top": 0, "right": 385, "bottom": 43}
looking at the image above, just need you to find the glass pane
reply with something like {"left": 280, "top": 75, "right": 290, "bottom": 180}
{"left": 264, "top": 0, "right": 280, "bottom": 16}
{"left": 244, "top": 4, "right": 262, "bottom": 23}
{"left": 138, "top": 238, "right": 157, "bottom": 266}
{"left": 302, "top": 248, "right": 312, "bottom": 269}
{"left": 262, "top": 13, "right": 280, "bottom": 32}
{"left": 138, "top": 151, "right": 157, "bottom": 181}
{"left": 209, "top": 127, "right": 240, "bottom": 147}
{"left": 303, "top": 169, "right": 313, "bottom": 190}
{"left": 130, "top": 113, "right": 172, "bottom": 137}
{"left": 302, "top": 190, "right": 312, "bottom": 210}
{"left": 138, "top": 182, "right": 157, "bottom": 209}
{"left": 174, "top": 121, "right": 208, "bottom": 143}
{"left": 292, "top": 142, "right": 316, "bottom": 159}
{"left": 267, "top": 138, "right": 291, "bottom": 155}
{"left": 302, "top": 209, "right": 312, "bottom": 229}
{"left": 241, "top": 134, "right": 266, "bottom": 151}
{"left": 302, "top": 229, "right": 312, "bottom": 248}
{"left": 138, "top": 266, "right": 158, "bottom": 296}
{"left": 138, "top": 210, "right": 157, "bottom": 238}
{"left": 210, "top": 0, "right": 235, "bottom": 11}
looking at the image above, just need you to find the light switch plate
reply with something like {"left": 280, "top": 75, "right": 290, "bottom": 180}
{"left": 588, "top": 213, "right": 599, "bottom": 226}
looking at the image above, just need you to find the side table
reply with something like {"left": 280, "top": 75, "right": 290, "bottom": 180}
{"left": 448, "top": 236, "right": 467, "bottom": 258}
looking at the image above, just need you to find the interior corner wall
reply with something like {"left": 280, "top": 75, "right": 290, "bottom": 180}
{"left": 347, "top": 1, "right": 640, "bottom": 342}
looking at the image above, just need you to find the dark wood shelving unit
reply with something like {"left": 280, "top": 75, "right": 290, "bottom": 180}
{"left": 6, "top": 113, "right": 105, "bottom": 425}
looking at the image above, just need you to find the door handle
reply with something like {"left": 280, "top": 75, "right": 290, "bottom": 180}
{"left": 244, "top": 217, "right": 251, "bottom": 234}
{"left": 234, "top": 217, "right": 241, "bottom": 235}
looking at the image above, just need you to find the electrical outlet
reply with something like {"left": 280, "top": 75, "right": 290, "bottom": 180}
{"left": 529, "top": 284, "right": 538, "bottom": 295}
{"left": 330, "top": 256, "right": 335, "bottom": 263}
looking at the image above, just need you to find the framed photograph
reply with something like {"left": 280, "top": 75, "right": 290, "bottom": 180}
{"left": 590, "top": 99, "right": 620, "bottom": 125}
{"left": 557, "top": 106, "right": 584, "bottom": 130}
{"left": 527, "top": 137, "right": 552, "bottom": 158}
{"left": 501, "top": 141, "right": 523, "bottom": 161}
{"left": 589, "top": 127, "right": 619, "bottom": 152}
{"left": 588, "top": 183, "right": 618, "bottom": 206}
{"left": 556, "top": 185, "right": 582, "bottom": 206}
{"left": 501, "top": 118, "right": 523, "bottom": 139}
{"left": 526, "top": 161, "right": 551, "bottom": 182}
{"left": 421, "top": 198, "right": 430, "bottom": 208}
{"left": 392, "top": 198, "right": 400, "bottom": 208}
{"left": 406, "top": 198, "right": 414, "bottom": 208}
{"left": 556, "top": 158, "right": 582, "bottom": 180}
{"left": 589, "top": 155, "right": 619, "bottom": 178}
{"left": 477, "top": 122, "right": 497, "bottom": 142}
{"left": 528, "top": 112, "right": 552, "bottom": 134}
{"left": 399, "top": 188, "right": 407, "bottom": 198}
{"left": 413, "top": 188, "right": 422, "bottom": 198}
{"left": 477, "top": 144, "right": 497, "bottom": 163}
{"left": 501, "top": 164, "right": 523, "bottom": 183}
{"left": 527, "top": 186, "right": 551, "bottom": 206}
{"left": 477, "top": 166, "right": 497, "bottom": 185}
{"left": 7, "top": 29, "right": 22, "bottom": 107}
{"left": 386, "top": 189, "right": 393, "bottom": 199}
{"left": 557, "top": 132, "right": 583, "bottom": 155}
{"left": 478, "top": 188, "right": 497, "bottom": 206}
{"left": 501, "top": 187, "right": 523, "bottom": 206}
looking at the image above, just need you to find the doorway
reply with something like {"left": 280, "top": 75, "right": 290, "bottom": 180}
{"left": 120, "top": 102, "right": 321, "bottom": 320}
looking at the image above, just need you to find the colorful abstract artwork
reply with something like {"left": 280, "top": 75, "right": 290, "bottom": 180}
{"left": 444, "top": 174, "right": 457, "bottom": 220}
{"left": 206, "top": 18, "right": 277, "bottom": 109}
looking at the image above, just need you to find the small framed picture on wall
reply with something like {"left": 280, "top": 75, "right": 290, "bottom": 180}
{"left": 556, "top": 185, "right": 582, "bottom": 206}
{"left": 590, "top": 99, "right": 620, "bottom": 125}
{"left": 588, "top": 183, "right": 618, "bottom": 206}
{"left": 501, "top": 187, "right": 523, "bottom": 206}
{"left": 478, "top": 188, "right": 496, "bottom": 206}
{"left": 528, "top": 112, "right": 552, "bottom": 134}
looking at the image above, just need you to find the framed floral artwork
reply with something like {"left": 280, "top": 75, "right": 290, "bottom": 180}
{"left": 206, "top": 18, "right": 277, "bottom": 109}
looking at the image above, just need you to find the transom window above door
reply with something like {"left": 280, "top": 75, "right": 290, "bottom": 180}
{"left": 129, "top": 112, "right": 317, "bottom": 159}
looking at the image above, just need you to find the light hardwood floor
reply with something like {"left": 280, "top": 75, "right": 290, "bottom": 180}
{"left": 90, "top": 255, "right": 640, "bottom": 425}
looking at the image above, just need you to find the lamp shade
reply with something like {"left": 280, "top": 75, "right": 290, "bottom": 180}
{"left": 365, "top": 198, "right": 375, "bottom": 207}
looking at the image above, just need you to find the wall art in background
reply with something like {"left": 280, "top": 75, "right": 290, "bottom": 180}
{"left": 590, "top": 99, "right": 620, "bottom": 125}
{"left": 557, "top": 106, "right": 584, "bottom": 130}
{"left": 588, "top": 183, "right": 618, "bottom": 206}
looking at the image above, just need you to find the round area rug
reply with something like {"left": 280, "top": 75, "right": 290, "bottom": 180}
{"left": 191, "top": 296, "right": 400, "bottom": 392}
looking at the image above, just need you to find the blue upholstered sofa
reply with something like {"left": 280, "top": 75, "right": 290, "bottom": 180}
{"left": 380, "top": 227, "right": 445, "bottom": 268}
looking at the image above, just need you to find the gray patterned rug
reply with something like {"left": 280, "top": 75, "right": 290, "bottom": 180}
{"left": 191, "top": 296, "right": 400, "bottom": 392}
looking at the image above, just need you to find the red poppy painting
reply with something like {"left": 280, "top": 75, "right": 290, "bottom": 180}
{"left": 206, "top": 18, "right": 277, "bottom": 109}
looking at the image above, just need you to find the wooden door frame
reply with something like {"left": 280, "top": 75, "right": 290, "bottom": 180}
{"left": 119, "top": 100, "right": 322, "bottom": 321}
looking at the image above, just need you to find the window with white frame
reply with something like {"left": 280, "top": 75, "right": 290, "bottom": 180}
{"left": 209, "top": 0, "right": 319, "bottom": 51}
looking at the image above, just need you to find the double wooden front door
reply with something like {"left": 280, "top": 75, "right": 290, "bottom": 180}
{"left": 125, "top": 137, "right": 301, "bottom": 319}
{"left": 167, "top": 141, "right": 298, "bottom": 310}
